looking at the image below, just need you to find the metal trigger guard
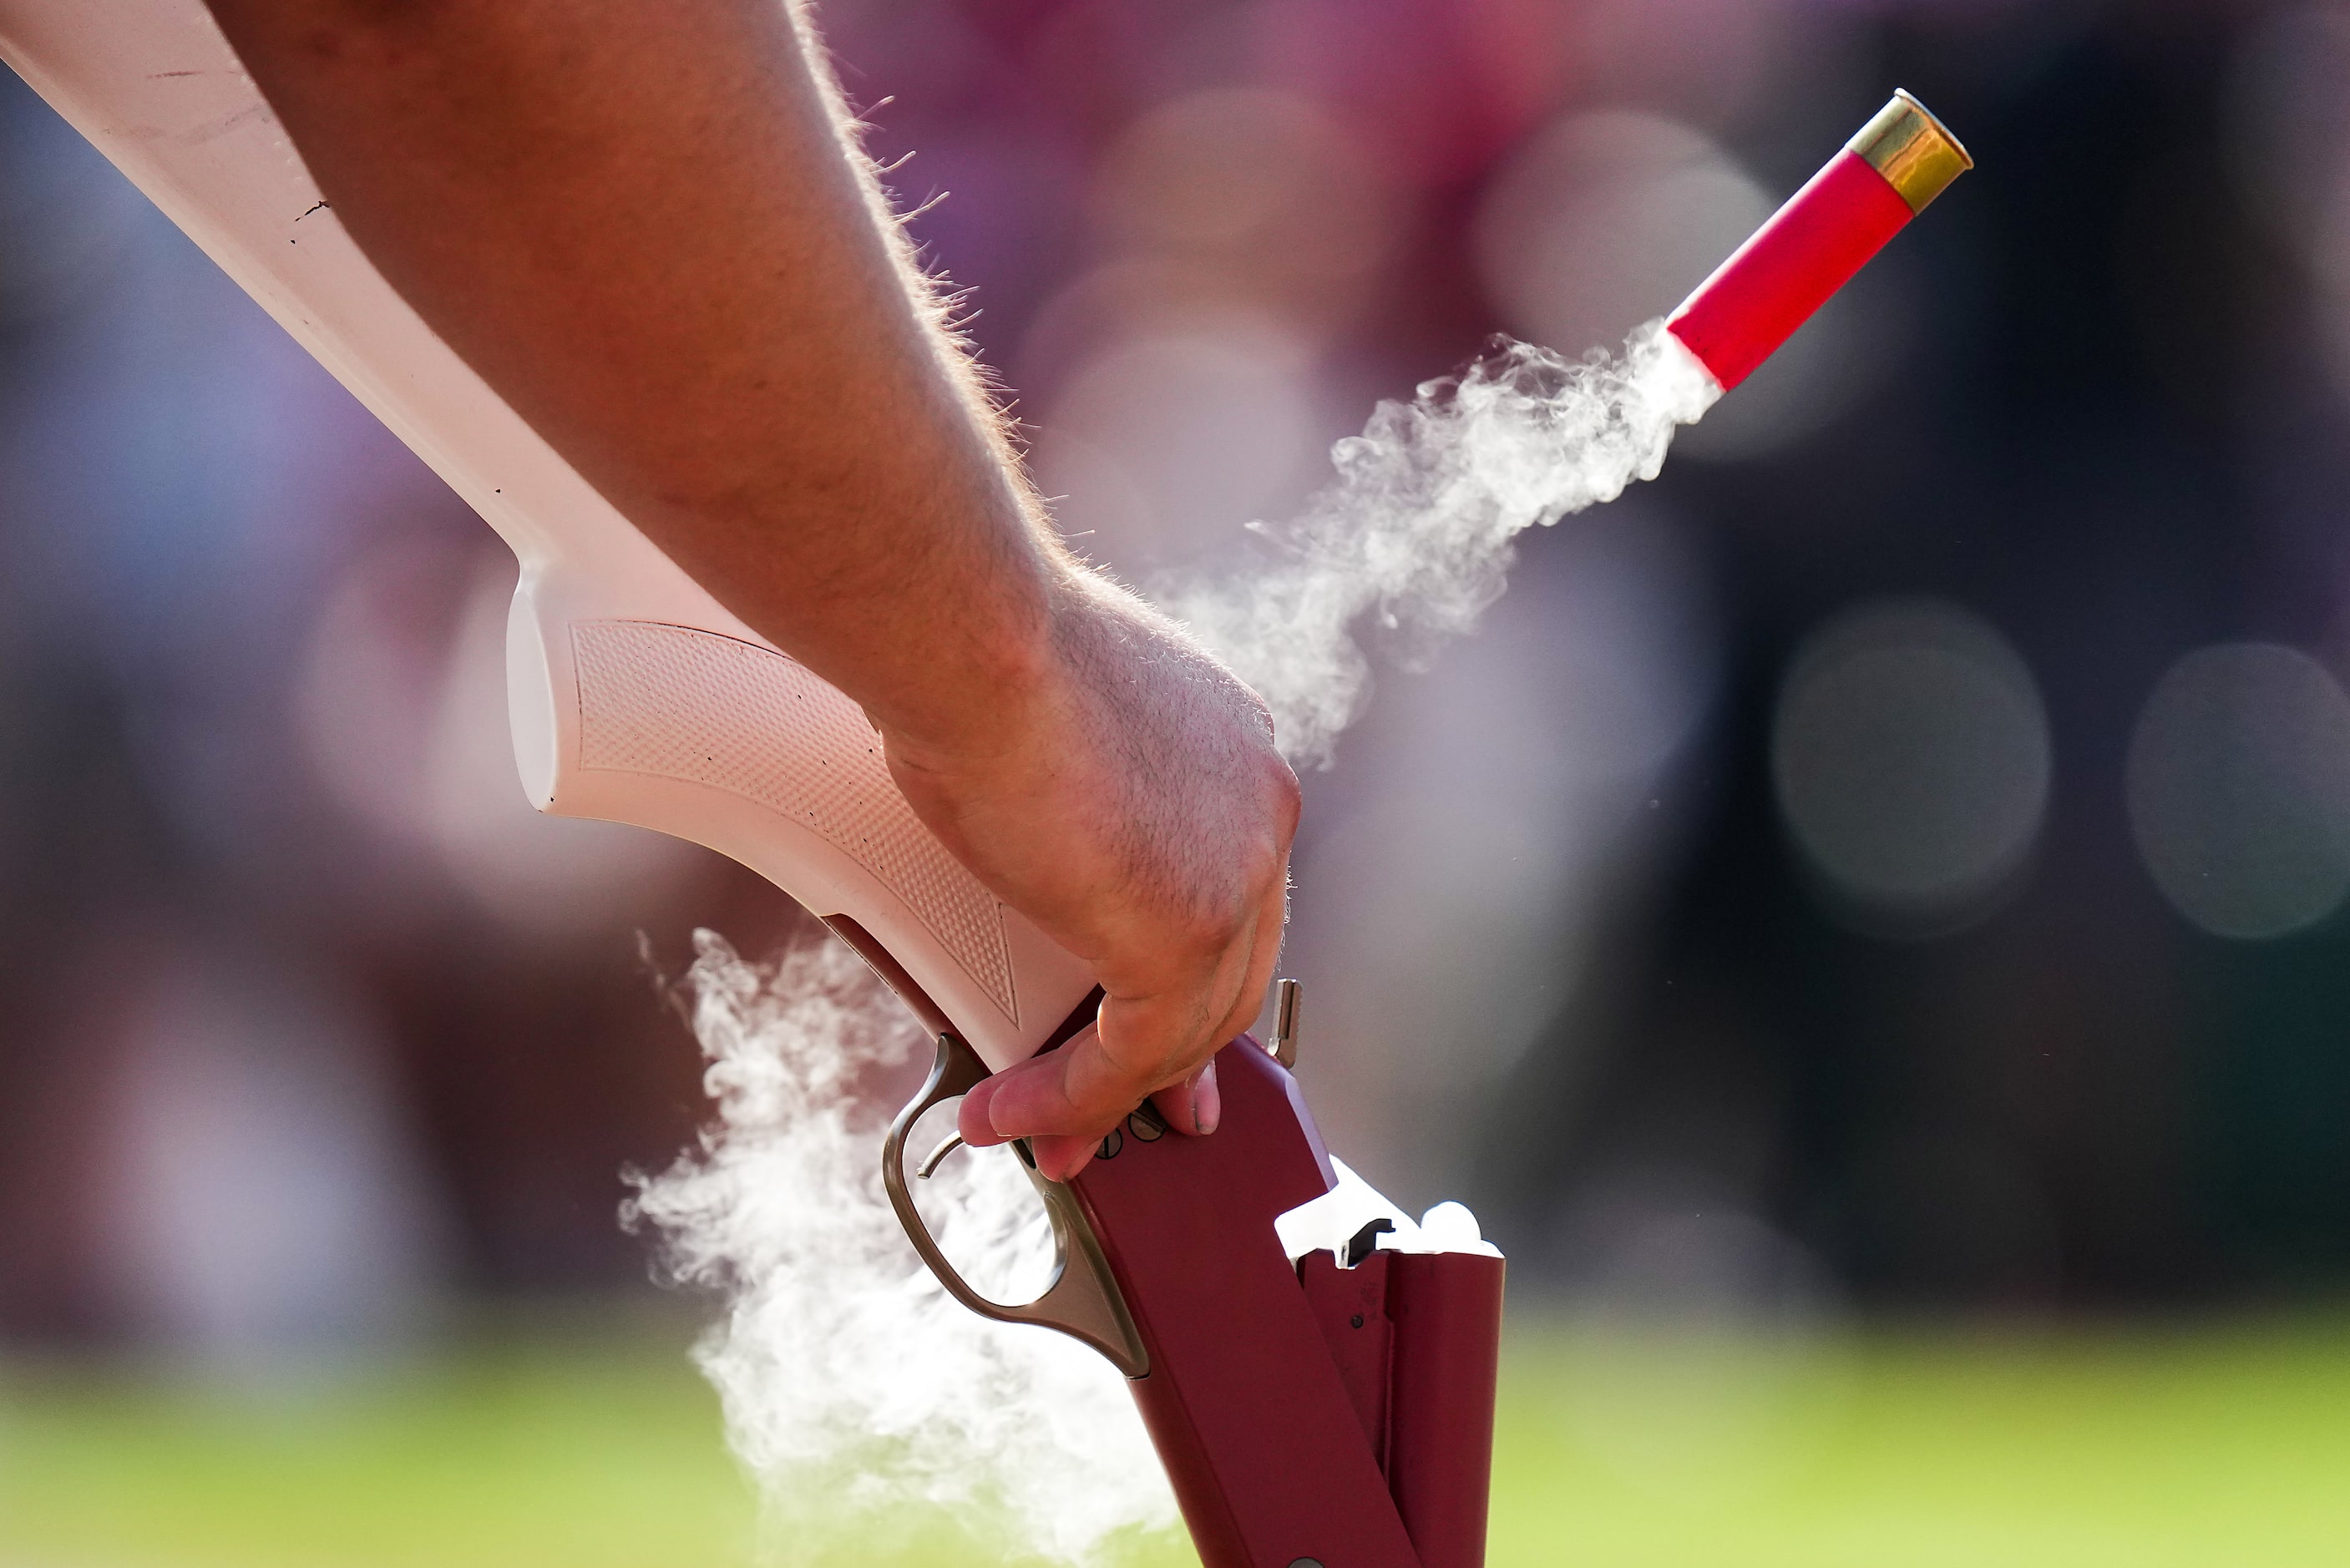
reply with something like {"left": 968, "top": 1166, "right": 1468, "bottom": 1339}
{"left": 883, "top": 1032, "right": 1150, "bottom": 1378}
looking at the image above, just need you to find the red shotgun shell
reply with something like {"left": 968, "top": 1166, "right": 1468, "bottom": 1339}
{"left": 1666, "top": 89, "right": 1972, "bottom": 392}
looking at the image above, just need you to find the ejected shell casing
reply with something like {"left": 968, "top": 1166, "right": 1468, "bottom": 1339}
{"left": 1666, "top": 90, "right": 1972, "bottom": 392}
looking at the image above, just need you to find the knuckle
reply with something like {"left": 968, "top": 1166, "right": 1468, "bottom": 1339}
{"left": 1264, "top": 760, "right": 1303, "bottom": 834}
{"left": 1087, "top": 1057, "right": 1172, "bottom": 1116}
{"left": 1164, "top": 907, "right": 1237, "bottom": 962}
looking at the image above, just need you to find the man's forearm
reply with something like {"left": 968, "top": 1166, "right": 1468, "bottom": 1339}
{"left": 205, "top": 0, "right": 1301, "bottom": 1165}
{"left": 204, "top": 0, "right": 1061, "bottom": 753}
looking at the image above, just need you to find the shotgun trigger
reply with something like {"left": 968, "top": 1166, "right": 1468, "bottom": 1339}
{"left": 915, "top": 1133, "right": 965, "bottom": 1180}
{"left": 882, "top": 1031, "right": 1151, "bottom": 1378}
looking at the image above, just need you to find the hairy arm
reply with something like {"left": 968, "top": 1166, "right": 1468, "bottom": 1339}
{"left": 201, "top": 0, "right": 1297, "bottom": 1177}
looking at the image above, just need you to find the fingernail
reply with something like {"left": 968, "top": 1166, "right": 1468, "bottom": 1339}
{"left": 1191, "top": 1060, "right": 1220, "bottom": 1136}
{"left": 1037, "top": 1135, "right": 1093, "bottom": 1183}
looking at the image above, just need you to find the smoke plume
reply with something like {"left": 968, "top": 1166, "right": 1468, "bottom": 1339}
{"left": 624, "top": 933, "right": 1177, "bottom": 1565}
{"left": 1165, "top": 321, "right": 1718, "bottom": 766}
{"left": 624, "top": 321, "right": 1719, "bottom": 1561}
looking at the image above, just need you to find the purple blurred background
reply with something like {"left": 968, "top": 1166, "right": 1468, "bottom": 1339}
{"left": 6, "top": 0, "right": 2350, "bottom": 1361}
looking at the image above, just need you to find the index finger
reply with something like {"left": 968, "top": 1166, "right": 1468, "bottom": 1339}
{"left": 957, "top": 872, "right": 1288, "bottom": 1174}
{"left": 957, "top": 1015, "right": 1181, "bottom": 1145}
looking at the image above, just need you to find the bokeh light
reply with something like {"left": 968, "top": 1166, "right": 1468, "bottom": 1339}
{"left": 1087, "top": 87, "right": 1399, "bottom": 335}
{"left": 1474, "top": 110, "right": 1768, "bottom": 365}
{"left": 2223, "top": 5, "right": 2350, "bottom": 402}
{"left": 1772, "top": 598, "right": 2051, "bottom": 933}
{"left": 1032, "top": 316, "right": 1324, "bottom": 569}
{"left": 2126, "top": 642, "right": 2350, "bottom": 939}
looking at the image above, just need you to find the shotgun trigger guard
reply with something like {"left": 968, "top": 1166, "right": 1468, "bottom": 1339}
{"left": 883, "top": 1032, "right": 1150, "bottom": 1378}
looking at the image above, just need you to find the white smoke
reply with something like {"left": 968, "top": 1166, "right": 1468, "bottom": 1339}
{"left": 622, "top": 319, "right": 1720, "bottom": 1560}
{"left": 1165, "top": 321, "right": 1719, "bottom": 766}
{"left": 623, "top": 932, "right": 1178, "bottom": 1565}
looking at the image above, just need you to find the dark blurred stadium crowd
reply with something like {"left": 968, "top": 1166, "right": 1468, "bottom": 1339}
{"left": 4, "top": 0, "right": 2349, "bottom": 1358}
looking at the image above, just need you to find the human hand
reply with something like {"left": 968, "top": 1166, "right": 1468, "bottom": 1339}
{"left": 195, "top": 0, "right": 1294, "bottom": 1184}
{"left": 883, "top": 570, "right": 1299, "bottom": 1183}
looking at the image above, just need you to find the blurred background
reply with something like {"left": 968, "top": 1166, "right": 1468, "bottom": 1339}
{"left": 6, "top": 0, "right": 2350, "bottom": 1563}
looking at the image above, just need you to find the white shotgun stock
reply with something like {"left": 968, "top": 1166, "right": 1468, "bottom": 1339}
{"left": 0, "top": 2, "right": 1099, "bottom": 1069}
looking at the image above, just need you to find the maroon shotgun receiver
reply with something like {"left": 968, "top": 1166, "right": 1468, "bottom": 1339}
{"left": 883, "top": 1016, "right": 1507, "bottom": 1568}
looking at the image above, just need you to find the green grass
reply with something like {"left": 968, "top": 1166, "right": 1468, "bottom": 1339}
{"left": 3, "top": 1310, "right": 2346, "bottom": 1566}
{"left": 1492, "top": 1315, "right": 2350, "bottom": 1568}
{"left": 0, "top": 1321, "right": 757, "bottom": 1568}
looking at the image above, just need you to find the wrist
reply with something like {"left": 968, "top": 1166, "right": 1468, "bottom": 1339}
{"left": 873, "top": 552, "right": 1094, "bottom": 771}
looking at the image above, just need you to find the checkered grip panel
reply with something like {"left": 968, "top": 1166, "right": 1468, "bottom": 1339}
{"left": 570, "top": 620, "right": 1015, "bottom": 1017}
